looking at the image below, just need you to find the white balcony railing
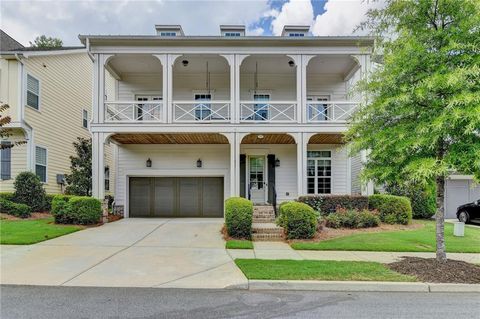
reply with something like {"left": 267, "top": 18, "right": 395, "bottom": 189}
{"left": 307, "top": 101, "right": 359, "bottom": 122}
{"left": 173, "top": 101, "right": 231, "bottom": 123}
{"left": 105, "top": 101, "right": 164, "bottom": 122}
{"left": 240, "top": 101, "right": 297, "bottom": 123}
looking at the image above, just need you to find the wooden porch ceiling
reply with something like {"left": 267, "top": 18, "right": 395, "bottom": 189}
{"left": 241, "top": 134, "right": 295, "bottom": 144}
{"left": 110, "top": 133, "right": 229, "bottom": 144}
{"left": 308, "top": 134, "right": 345, "bottom": 144}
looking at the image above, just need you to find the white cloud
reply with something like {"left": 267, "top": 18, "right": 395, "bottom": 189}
{"left": 0, "top": 0, "right": 271, "bottom": 46}
{"left": 311, "top": 0, "right": 384, "bottom": 36}
{"left": 248, "top": 27, "right": 265, "bottom": 36}
{"left": 270, "top": 0, "right": 314, "bottom": 36}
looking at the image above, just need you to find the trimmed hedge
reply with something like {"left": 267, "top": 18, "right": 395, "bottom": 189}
{"left": 278, "top": 201, "right": 317, "bottom": 239}
{"left": 325, "top": 208, "right": 380, "bottom": 229}
{"left": 225, "top": 197, "right": 253, "bottom": 239}
{"left": 42, "top": 194, "right": 57, "bottom": 212}
{"left": 368, "top": 194, "right": 412, "bottom": 225}
{"left": 51, "top": 195, "right": 102, "bottom": 225}
{"left": 0, "top": 198, "right": 32, "bottom": 218}
{"left": 297, "top": 195, "right": 369, "bottom": 215}
{"left": 386, "top": 182, "right": 436, "bottom": 219}
{"left": 0, "top": 192, "right": 14, "bottom": 201}
{"left": 13, "top": 171, "right": 46, "bottom": 212}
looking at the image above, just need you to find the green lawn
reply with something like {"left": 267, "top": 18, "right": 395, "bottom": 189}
{"left": 226, "top": 240, "right": 254, "bottom": 249}
{"left": 235, "top": 259, "right": 416, "bottom": 281}
{"left": 0, "top": 218, "right": 83, "bottom": 245}
{"left": 291, "top": 221, "right": 480, "bottom": 253}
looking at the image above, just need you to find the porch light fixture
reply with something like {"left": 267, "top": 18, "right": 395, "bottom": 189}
{"left": 146, "top": 158, "right": 152, "bottom": 168}
{"left": 257, "top": 134, "right": 264, "bottom": 139}
{"left": 182, "top": 60, "right": 189, "bottom": 67}
{"left": 288, "top": 60, "right": 295, "bottom": 67}
{"left": 275, "top": 158, "right": 281, "bottom": 167}
{"left": 196, "top": 158, "right": 202, "bottom": 168}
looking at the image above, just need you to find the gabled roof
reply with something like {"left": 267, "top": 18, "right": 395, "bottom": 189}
{"left": 0, "top": 30, "right": 24, "bottom": 51}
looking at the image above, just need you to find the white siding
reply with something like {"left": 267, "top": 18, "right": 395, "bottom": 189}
{"left": 307, "top": 74, "right": 347, "bottom": 100}
{"left": 308, "top": 144, "right": 348, "bottom": 194}
{"left": 351, "top": 152, "right": 363, "bottom": 194}
{"left": 240, "top": 74, "right": 296, "bottom": 101}
{"left": 118, "top": 73, "right": 162, "bottom": 100}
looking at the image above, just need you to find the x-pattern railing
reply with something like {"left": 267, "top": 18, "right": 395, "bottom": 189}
{"left": 105, "top": 101, "right": 164, "bottom": 122}
{"left": 240, "top": 101, "right": 297, "bottom": 123}
{"left": 307, "top": 101, "right": 359, "bottom": 122}
{"left": 173, "top": 101, "right": 231, "bottom": 122}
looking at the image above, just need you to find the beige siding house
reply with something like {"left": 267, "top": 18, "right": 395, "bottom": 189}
{"left": 0, "top": 30, "right": 114, "bottom": 195}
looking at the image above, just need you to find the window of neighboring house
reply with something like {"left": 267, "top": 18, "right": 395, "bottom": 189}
{"left": 194, "top": 93, "right": 212, "bottom": 120}
{"left": 82, "top": 109, "right": 89, "bottom": 128}
{"left": 307, "top": 151, "right": 332, "bottom": 194}
{"left": 104, "top": 166, "right": 110, "bottom": 191}
{"left": 225, "top": 32, "right": 241, "bottom": 37}
{"left": 35, "top": 146, "right": 47, "bottom": 183}
{"left": 1, "top": 141, "right": 12, "bottom": 180}
{"left": 160, "top": 32, "right": 176, "bottom": 36}
{"left": 26, "top": 74, "right": 40, "bottom": 110}
{"left": 253, "top": 93, "right": 270, "bottom": 121}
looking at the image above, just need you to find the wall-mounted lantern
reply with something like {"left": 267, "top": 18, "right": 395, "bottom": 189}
{"left": 196, "top": 158, "right": 202, "bottom": 168}
{"left": 288, "top": 60, "right": 295, "bottom": 67}
{"left": 275, "top": 158, "right": 281, "bottom": 167}
{"left": 146, "top": 158, "right": 152, "bottom": 168}
{"left": 182, "top": 60, "right": 189, "bottom": 67}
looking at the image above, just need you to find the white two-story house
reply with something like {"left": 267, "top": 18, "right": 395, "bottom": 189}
{"left": 81, "top": 25, "right": 374, "bottom": 218}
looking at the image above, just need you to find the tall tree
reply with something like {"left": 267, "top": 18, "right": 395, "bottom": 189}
{"left": 30, "top": 35, "right": 63, "bottom": 48}
{"left": 348, "top": 0, "right": 480, "bottom": 262}
{"left": 0, "top": 102, "right": 26, "bottom": 149}
{"left": 65, "top": 138, "right": 92, "bottom": 196}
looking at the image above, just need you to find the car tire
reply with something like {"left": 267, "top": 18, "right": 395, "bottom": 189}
{"left": 458, "top": 210, "right": 470, "bottom": 223}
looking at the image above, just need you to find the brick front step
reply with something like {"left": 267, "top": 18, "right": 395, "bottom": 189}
{"left": 252, "top": 233, "right": 284, "bottom": 241}
{"left": 253, "top": 217, "right": 276, "bottom": 223}
{"left": 252, "top": 223, "right": 284, "bottom": 234}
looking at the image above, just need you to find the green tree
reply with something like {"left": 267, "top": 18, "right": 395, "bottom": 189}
{"left": 65, "top": 138, "right": 92, "bottom": 196}
{"left": 13, "top": 171, "right": 46, "bottom": 212}
{"left": 30, "top": 35, "right": 63, "bottom": 48}
{"left": 348, "top": 0, "right": 480, "bottom": 262}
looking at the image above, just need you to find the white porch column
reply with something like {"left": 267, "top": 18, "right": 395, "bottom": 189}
{"left": 234, "top": 55, "right": 249, "bottom": 124}
{"left": 301, "top": 55, "right": 315, "bottom": 124}
{"left": 220, "top": 54, "right": 235, "bottom": 123}
{"left": 287, "top": 55, "right": 302, "bottom": 123}
{"left": 92, "top": 132, "right": 105, "bottom": 199}
{"left": 97, "top": 54, "right": 114, "bottom": 124}
{"left": 92, "top": 54, "right": 100, "bottom": 124}
{"left": 294, "top": 132, "right": 308, "bottom": 197}
{"left": 167, "top": 54, "right": 182, "bottom": 123}
{"left": 153, "top": 54, "right": 168, "bottom": 122}
{"left": 222, "top": 133, "right": 236, "bottom": 197}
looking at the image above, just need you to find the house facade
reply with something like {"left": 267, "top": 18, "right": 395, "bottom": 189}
{"left": 0, "top": 30, "right": 114, "bottom": 195}
{"left": 81, "top": 25, "right": 374, "bottom": 218}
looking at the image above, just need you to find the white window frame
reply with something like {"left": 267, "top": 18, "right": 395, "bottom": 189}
{"left": 26, "top": 73, "right": 41, "bottom": 111}
{"left": 193, "top": 92, "right": 213, "bottom": 120}
{"left": 224, "top": 32, "right": 241, "bottom": 37}
{"left": 104, "top": 166, "right": 110, "bottom": 192}
{"left": 252, "top": 92, "right": 271, "bottom": 121}
{"left": 35, "top": 145, "right": 48, "bottom": 183}
{"left": 135, "top": 95, "right": 162, "bottom": 121}
{"left": 160, "top": 32, "right": 176, "bottom": 36}
{"left": 307, "top": 94, "right": 330, "bottom": 121}
{"left": 82, "top": 109, "right": 89, "bottom": 129}
{"left": 306, "top": 150, "right": 332, "bottom": 195}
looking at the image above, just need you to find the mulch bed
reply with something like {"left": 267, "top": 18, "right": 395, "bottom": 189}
{"left": 388, "top": 257, "right": 480, "bottom": 284}
{"left": 0, "top": 212, "right": 51, "bottom": 220}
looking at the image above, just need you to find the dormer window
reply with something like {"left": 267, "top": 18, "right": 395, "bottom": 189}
{"left": 288, "top": 33, "right": 305, "bottom": 37}
{"left": 225, "top": 32, "right": 241, "bottom": 37}
{"left": 160, "top": 32, "right": 176, "bottom": 37}
{"left": 155, "top": 25, "right": 184, "bottom": 36}
{"left": 220, "top": 25, "right": 245, "bottom": 37}
{"left": 281, "top": 25, "right": 310, "bottom": 37}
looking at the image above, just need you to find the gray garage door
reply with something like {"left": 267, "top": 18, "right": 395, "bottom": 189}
{"left": 445, "top": 179, "right": 480, "bottom": 218}
{"left": 129, "top": 177, "right": 224, "bottom": 217}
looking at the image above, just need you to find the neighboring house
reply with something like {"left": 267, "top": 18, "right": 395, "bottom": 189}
{"left": 0, "top": 30, "right": 114, "bottom": 195}
{"left": 445, "top": 175, "right": 480, "bottom": 218}
{"left": 81, "top": 24, "right": 374, "bottom": 218}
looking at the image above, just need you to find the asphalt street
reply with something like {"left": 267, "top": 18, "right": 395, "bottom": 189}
{"left": 1, "top": 285, "right": 479, "bottom": 319}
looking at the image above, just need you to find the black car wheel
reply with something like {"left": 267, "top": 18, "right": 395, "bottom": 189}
{"left": 458, "top": 210, "right": 470, "bottom": 223}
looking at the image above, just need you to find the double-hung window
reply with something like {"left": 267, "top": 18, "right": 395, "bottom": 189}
{"left": 35, "top": 146, "right": 47, "bottom": 183}
{"left": 307, "top": 151, "right": 332, "bottom": 194}
{"left": 26, "top": 74, "right": 40, "bottom": 110}
{"left": 194, "top": 93, "right": 212, "bottom": 120}
{"left": 253, "top": 94, "right": 270, "bottom": 121}
{"left": 1, "top": 141, "right": 12, "bottom": 180}
{"left": 307, "top": 96, "right": 329, "bottom": 121}
{"left": 104, "top": 166, "right": 110, "bottom": 191}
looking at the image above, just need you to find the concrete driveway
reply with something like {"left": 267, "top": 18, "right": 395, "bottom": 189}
{"left": 0, "top": 218, "right": 248, "bottom": 289}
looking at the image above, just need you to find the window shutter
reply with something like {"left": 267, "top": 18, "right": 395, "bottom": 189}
{"left": 239, "top": 154, "right": 246, "bottom": 198}
{"left": 267, "top": 154, "right": 276, "bottom": 203}
{"left": 1, "top": 142, "right": 12, "bottom": 180}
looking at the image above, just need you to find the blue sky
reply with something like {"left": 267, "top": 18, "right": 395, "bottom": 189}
{"left": 1, "top": 0, "right": 376, "bottom": 46}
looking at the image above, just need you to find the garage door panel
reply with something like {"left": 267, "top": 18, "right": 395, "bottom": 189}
{"left": 129, "top": 178, "right": 152, "bottom": 217}
{"left": 154, "top": 177, "right": 176, "bottom": 217}
{"left": 178, "top": 178, "right": 201, "bottom": 217}
{"left": 202, "top": 178, "right": 224, "bottom": 217}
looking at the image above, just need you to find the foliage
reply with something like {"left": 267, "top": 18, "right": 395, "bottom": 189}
{"left": 0, "top": 102, "right": 26, "bottom": 149}
{"left": 368, "top": 194, "right": 412, "bottom": 225}
{"left": 0, "top": 192, "right": 14, "bottom": 201}
{"left": 0, "top": 198, "right": 31, "bottom": 218}
{"left": 385, "top": 181, "right": 436, "bottom": 219}
{"left": 42, "top": 194, "right": 57, "bottom": 212}
{"left": 224, "top": 197, "right": 253, "bottom": 239}
{"left": 278, "top": 201, "right": 317, "bottom": 239}
{"left": 29, "top": 35, "right": 63, "bottom": 48}
{"left": 51, "top": 195, "right": 101, "bottom": 225}
{"left": 325, "top": 208, "right": 380, "bottom": 229}
{"left": 297, "top": 195, "right": 369, "bottom": 215}
{"left": 13, "top": 171, "right": 46, "bottom": 212}
{"left": 65, "top": 138, "right": 92, "bottom": 196}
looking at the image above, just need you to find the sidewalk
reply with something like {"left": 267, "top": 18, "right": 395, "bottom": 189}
{"left": 227, "top": 242, "right": 480, "bottom": 264}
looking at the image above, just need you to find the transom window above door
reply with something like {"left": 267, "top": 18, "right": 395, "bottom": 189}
{"left": 307, "top": 150, "right": 332, "bottom": 194}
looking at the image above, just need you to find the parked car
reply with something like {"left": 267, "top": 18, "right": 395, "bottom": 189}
{"left": 456, "top": 199, "right": 480, "bottom": 223}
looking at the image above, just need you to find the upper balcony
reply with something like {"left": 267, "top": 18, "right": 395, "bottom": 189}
{"left": 101, "top": 53, "right": 362, "bottom": 125}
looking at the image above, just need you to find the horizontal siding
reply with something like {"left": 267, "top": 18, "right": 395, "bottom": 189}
{"left": 0, "top": 131, "right": 28, "bottom": 192}
{"left": 351, "top": 152, "right": 363, "bottom": 195}
{"left": 0, "top": 59, "right": 20, "bottom": 121}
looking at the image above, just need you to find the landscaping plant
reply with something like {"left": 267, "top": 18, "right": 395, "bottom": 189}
{"left": 278, "top": 201, "right": 317, "bottom": 239}
{"left": 297, "top": 195, "right": 368, "bottom": 215}
{"left": 368, "top": 194, "right": 412, "bottom": 225}
{"left": 51, "top": 195, "right": 101, "bottom": 225}
{"left": 325, "top": 208, "right": 380, "bottom": 229}
{"left": 224, "top": 197, "right": 253, "bottom": 239}
{"left": 347, "top": 0, "right": 480, "bottom": 262}
{"left": 65, "top": 137, "right": 92, "bottom": 196}
{"left": 13, "top": 171, "right": 46, "bottom": 212}
{"left": 385, "top": 181, "right": 436, "bottom": 219}
{"left": 0, "top": 198, "right": 32, "bottom": 218}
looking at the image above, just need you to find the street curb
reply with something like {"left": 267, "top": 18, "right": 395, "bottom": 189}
{"left": 248, "top": 280, "right": 480, "bottom": 293}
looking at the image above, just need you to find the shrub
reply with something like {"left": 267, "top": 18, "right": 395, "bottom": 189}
{"left": 51, "top": 195, "right": 101, "bottom": 225}
{"left": 225, "top": 197, "right": 253, "bottom": 239}
{"left": 385, "top": 182, "right": 436, "bottom": 219}
{"left": 13, "top": 171, "right": 46, "bottom": 212}
{"left": 42, "top": 194, "right": 57, "bottom": 212}
{"left": 368, "top": 194, "right": 412, "bottom": 225}
{"left": 325, "top": 208, "right": 380, "bottom": 229}
{"left": 0, "top": 198, "right": 32, "bottom": 218}
{"left": 0, "top": 192, "right": 14, "bottom": 201}
{"left": 278, "top": 202, "right": 317, "bottom": 239}
{"left": 357, "top": 210, "right": 381, "bottom": 228}
{"left": 297, "top": 195, "right": 369, "bottom": 215}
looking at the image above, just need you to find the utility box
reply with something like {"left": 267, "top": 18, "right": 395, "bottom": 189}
{"left": 453, "top": 221, "right": 465, "bottom": 237}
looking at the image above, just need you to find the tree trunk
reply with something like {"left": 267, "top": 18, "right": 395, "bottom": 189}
{"left": 435, "top": 176, "right": 447, "bottom": 262}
